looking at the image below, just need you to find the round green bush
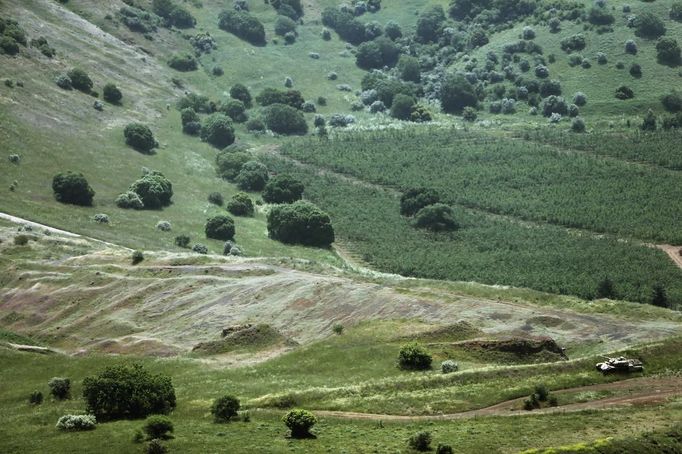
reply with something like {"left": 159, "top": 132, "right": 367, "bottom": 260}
{"left": 116, "top": 191, "right": 144, "bottom": 209}
{"left": 211, "top": 395, "right": 240, "bottom": 422}
{"left": 82, "top": 363, "right": 176, "bottom": 421}
{"left": 145, "top": 439, "right": 168, "bottom": 454}
{"left": 267, "top": 200, "right": 334, "bottom": 247}
{"left": 635, "top": 12, "right": 666, "bottom": 38}
{"left": 124, "top": 123, "right": 158, "bottom": 153}
{"left": 216, "top": 151, "right": 250, "bottom": 181}
{"left": 102, "top": 83, "right": 122, "bottom": 104}
{"left": 128, "top": 171, "right": 173, "bottom": 208}
{"left": 218, "top": 99, "right": 247, "bottom": 123}
{"left": 262, "top": 174, "right": 304, "bottom": 204}
{"left": 400, "top": 188, "right": 439, "bottom": 217}
{"left": 230, "top": 83, "right": 252, "bottom": 108}
{"left": 143, "top": 415, "right": 174, "bottom": 439}
{"left": 264, "top": 103, "right": 308, "bottom": 135}
{"left": 414, "top": 203, "right": 459, "bottom": 232}
{"left": 275, "top": 15, "right": 297, "bottom": 36}
{"left": 390, "top": 94, "right": 415, "bottom": 120}
{"left": 168, "top": 54, "right": 198, "bottom": 71}
{"left": 201, "top": 113, "right": 235, "bottom": 148}
{"left": 226, "top": 192, "right": 254, "bottom": 216}
{"left": 208, "top": 192, "right": 224, "bottom": 206}
{"left": 397, "top": 343, "right": 432, "bottom": 370}
{"left": 132, "top": 250, "right": 144, "bottom": 265}
{"left": 440, "top": 74, "right": 477, "bottom": 114}
{"left": 174, "top": 234, "right": 190, "bottom": 248}
{"left": 282, "top": 409, "right": 317, "bottom": 438}
{"left": 52, "top": 171, "right": 95, "bottom": 206}
{"left": 48, "top": 377, "right": 71, "bottom": 400}
{"left": 408, "top": 431, "right": 432, "bottom": 451}
{"left": 67, "top": 68, "right": 93, "bottom": 92}
{"left": 235, "top": 160, "right": 269, "bottom": 191}
{"left": 56, "top": 414, "right": 96, "bottom": 432}
{"left": 205, "top": 215, "right": 235, "bottom": 241}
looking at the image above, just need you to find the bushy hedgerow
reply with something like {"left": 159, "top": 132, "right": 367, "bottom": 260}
{"left": 124, "top": 123, "right": 158, "bottom": 153}
{"left": 168, "top": 54, "right": 197, "bottom": 71}
{"left": 216, "top": 150, "right": 250, "bottom": 180}
{"left": 102, "top": 83, "right": 122, "bottom": 104}
{"left": 211, "top": 395, "right": 240, "bottom": 422}
{"left": 128, "top": 171, "right": 173, "bottom": 209}
{"left": 143, "top": 415, "right": 174, "bottom": 440}
{"left": 218, "top": 9, "right": 265, "bottom": 45}
{"left": 48, "top": 377, "right": 71, "bottom": 400}
{"left": 82, "top": 364, "right": 176, "bottom": 421}
{"left": 440, "top": 74, "right": 477, "bottom": 114}
{"left": 398, "top": 343, "right": 432, "bottom": 370}
{"left": 264, "top": 103, "right": 308, "bottom": 135}
{"left": 267, "top": 200, "right": 334, "bottom": 247}
{"left": 635, "top": 12, "right": 666, "bottom": 38}
{"left": 116, "top": 191, "right": 144, "bottom": 209}
{"left": 236, "top": 161, "right": 269, "bottom": 191}
{"left": 56, "top": 415, "right": 96, "bottom": 431}
{"left": 282, "top": 409, "right": 317, "bottom": 438}
{"left": 230, "top": 83, "right": 252, "bottom": 108}
{"left": 200, "top": 114, "right": 235, "bottom": 148}
{"left": 256, "top": 88, "right": 304, "bottom": 109}
{"left": 400, "top": 188, "right": 439, "bottom": 216}
{"left": 205, "top": 215, "right": 236, "bottom": 240}
{"left": 218, "top": 99, "right": 247, "bottom": 123}
{"left": 67, "top": 68, "right": 93, "bottom": 92}
{"left": 52, "top": 171, "right": 95, "bottom": 206}
{"left": 226, "top": 192, "right": 254, "bottom": 216}
{"left": 414, "top": 203, "right": 458, "bottom": 232}
{"left": 262, "top": 174, "right": 304, "bottom": 204}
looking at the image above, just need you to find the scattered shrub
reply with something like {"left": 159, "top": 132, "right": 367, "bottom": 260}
{"left": 542, "top": 95, "right": 568, "bottom": 117}
{"left": 14, "top": 235, "right": 29, "bottom": 246}
{"left": 436, "top": 444, "right": 454, "bottom": 454}
{"left": 571, "top": 117, "right": 586, "bottom": 133}
{"left": 615, "top": 85, "right": 634, "bottom": 100}
{"left": 246, "top": 118, "right": 266, "bottom": 132}
{"left": 82, "top": 364, "right": 176, "bottom": 421}
{"left": 174, "top": 235, "right": 190, "bottom": 248}
{"left": 227, "top": 192, "right": 254, "bottom": 216}
{"left": 168, "top": 54, "right": 198, "bottom": 71}
{"left": 267, "top": 201, "right": 334, "bottom": 247}
{"left": 0, "top": 36, "right": 19, "bottom": 55}
{"left": 216, "top": 151, "right": 251, "bottom": 180}
{"left": 400, "top": 188, "right": 440, "bottom": 217}
{"left": 192, "top": 244, "right": 208, "bottom": 254}
{"left": 145, "top": 439, "right": 168, "bottom": 454}
{"left": 124, "top": 123, "right": 158, "bottom": 153}
{"left": 408, "top": 431, "right": 432, "bottom": 452}
{"left": 573, "top": 92, "right": 587, "bottom": 106}
{"left": 129, "top": 171, "right": 173, "bottom": 208}
{"left": 560, "top": 34, "right": 586, "bottom": 53}
{"left": 201, "top": 114, "right": 235, "bottom": 148}
{"left": 102, "top": 83, "right": 122, "bottom": 104}
{"left": 143, "top": 415, "right": 174, "bottom": 440}
{"left": 282, "top": 409, "right": 317, "bottom": 438}
{"left": 332, "top": 323, "right": 344, "bottom": 335}
{"left": 208, "top": 192, "right": 224, "bottom": 206}
{"left": 414, "top": 203, "right": 458, "bottom": 232}
{"left": 55, "top": 74, "right": 72, "bottom": 89}
{"left": 656, "top": 37, "right": 681, "bottom": 66}
{"left": 205, "top": 215, "right": 236, "bottom": 241}
{"left": 156, "top": 221, "right": 172, "bottom": 232}
{"left": 48, "top": 377, "right": 71, "bottom": 400}
{"left": 29, "top": 391, "right": 43, "bottom": 405}
{"left": 440, "top": 74, "right": 477, "bottom": 114}
{"left": 263, "top": 103, "right": 308, "bottom": 135}
{"left": 211, "top": 395, "right": 240, "bottom": 422}
{"left": 641, "top": 109, "right": 657, "bottom": 131}
{"left": 177, "top": 92, "right": 213, "bottom": 113}
{"left": 67, "top": 68, "right": 93, "bottom": 92}
{"left": 52, "top": 171, "right": 95, "bottom": 206}
{"left": 661, "top": 90, "right": 682, "bottom": 112}
{"left": 390, "top": 94, "right": 416, "bottom": 120}
{"left": 230, "top": 83, "right": 252, "bottom": 108}
{"left": 397, "top": 343, "right": 432, "bottom": 370}
{"left": 218, "top": 9, "right": 265, "bottom": 45}
{"left": 672, "top": 2, "right": 682, "bottom": 21}
{"left": 634, "top": 12, "right": 666, "bottom": 38}
{"left": 116, "top": 191, "right": 144, "bottom": 209}
{"left": 132, "top": 250, "right": 144, "bottom": 265}
{"left": 219, "top": 99, "right": 247, "bottom": 123}
{"left": 56, "top": 415, "right": 96, "bottom": 431}
{"left": 441, "top": 360, "right": 459, "bottom": 374}
{"left": 94, "top": 214, "right": 110, "bottom": 224}
{"left": 235, "top": 161, "right": 269, "bottom": 191}
{"left": 262, "top": 174, "right": 304, "bottom": 204}
{"left": 30, "top": 36, "right": 55, "bottom": 57}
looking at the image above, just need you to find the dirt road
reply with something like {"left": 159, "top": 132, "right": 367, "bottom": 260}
{"left": 313, "top": 377, "right": 682, "bottom": 421}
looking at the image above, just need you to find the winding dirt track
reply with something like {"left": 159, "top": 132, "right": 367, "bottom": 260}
{"left": 312, "top": 377, "right": 682, "bottom": 421}
{"left": 658, "top": 245, "right": 682, "bottom": 270}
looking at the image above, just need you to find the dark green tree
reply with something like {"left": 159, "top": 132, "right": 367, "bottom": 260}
{"left": 440, "top": 74, "right": 477, "bottom": 114}
{"left": 282, "top": 409, "right": 317, "bottom": 438}
{"left": 267, "top": 201, "right": 334, "bottom": 247}
{"left": 201, "top": 114, "right": 235, "bottom": 148}
{"left": 129, "top": 171, "right": 173, "bottom": 209}
{"left": 400, "top": 188, "right": 440, "bottom": 216}
{"left": 52, "top": 171, "right": 95, "bottom": 206}
{"left": 235, "top": 161, "right": 269, "bottom": 191}
{"left": 262, "top": 174, "right": 304, "bottom": 204}
{"left": 414, "top": 204, "right": 459, "bottom": 232}
{"left": 211, "top": 395, "right": 240, "bottom": 422}
{"left": 398, "top": 343, "right": 432, "bottom": 370}
{"left": 124, "top": 123, "right": 158, "bottom": 153}
{"left": 205, "top": 215, "right": 236, "bottom": 240}
{"left": 651, "top": 284, "right": 669, "bottom": 308}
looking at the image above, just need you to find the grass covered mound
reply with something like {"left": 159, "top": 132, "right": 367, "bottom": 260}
{"left": 192, "top": 324, "right": 297, "bottom": 355}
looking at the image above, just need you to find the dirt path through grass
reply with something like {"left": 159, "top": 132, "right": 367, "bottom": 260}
{"left": 312, "top": 377, "right": 682, "bottom": 421}
{"left": 658, "top": 245, "right": 682, "bottom": 270}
